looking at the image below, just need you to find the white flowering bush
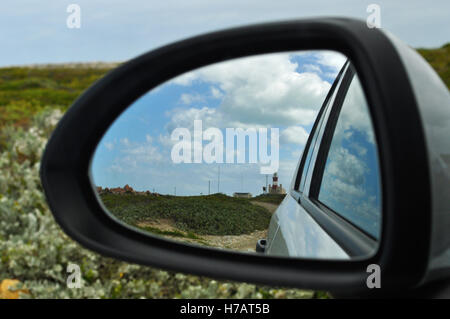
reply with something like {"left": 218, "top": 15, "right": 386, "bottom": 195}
{"left": 0, "top": 108, "right": 322, "bottom": 299}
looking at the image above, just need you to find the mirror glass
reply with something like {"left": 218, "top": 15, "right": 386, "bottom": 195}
{"left": 91, "top": 50, "right": 381, "bottom": 260}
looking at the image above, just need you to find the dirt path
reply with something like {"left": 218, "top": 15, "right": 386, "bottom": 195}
{"left": 136, "top": 219, "right": 267, "bottom": 252}
{"left": 250, "top": 201, "right": 279, "bottom": 213}
{"left": 202, "top": 230, "right": 267, "bottom": 252}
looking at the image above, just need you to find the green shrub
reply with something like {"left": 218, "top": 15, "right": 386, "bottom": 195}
{"left": 101, "top": 193, "right": 272, "bottom": 236}
{"left": 0, "top": 66, "right": 112, "bottom": 133}
{"left": 417, "top": 43, "right": 450, "bottom": 88}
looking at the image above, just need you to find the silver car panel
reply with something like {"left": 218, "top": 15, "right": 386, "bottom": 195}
{"left": 266, "top": 193, "right": 349, "bottom": 259}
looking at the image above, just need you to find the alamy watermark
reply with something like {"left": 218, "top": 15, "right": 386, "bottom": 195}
{"left": 67, "top": 263, "right": 82, "bottom": 288}
{"left": 66, "top": 4, "right": 81, "bottom": 29}
{"left": 366, "top": 264, "right": 381, "bottom": 288}
{"left": 171, "top": 120, "right": 279, "bottom": 174}
{"left": 366, "top": 4, "right": 381, "bottom": 29}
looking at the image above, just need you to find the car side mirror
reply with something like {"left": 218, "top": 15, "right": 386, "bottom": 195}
{"left": 40, "top": 18, "right": 450, "bottom": 296}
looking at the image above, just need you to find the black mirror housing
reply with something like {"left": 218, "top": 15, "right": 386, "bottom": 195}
{"left": 41, "top": 17, "right": 449, "bottom": 295}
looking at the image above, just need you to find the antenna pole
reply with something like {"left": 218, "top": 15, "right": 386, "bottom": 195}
{"left": 217, "top": 166, "right": 220, "bottom": 193}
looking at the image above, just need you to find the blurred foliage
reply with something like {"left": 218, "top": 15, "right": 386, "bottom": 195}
{"left": 417, "top": 43, "right": 450, "bottom": 88}
{"left": 0, "top": 45, "right": 447, "bottom": 133}
{"left": 101, "top": 192, "right": 272, "bottom": 236}
{"left": 0, "top": 66, "right": 111, "bottom": 147}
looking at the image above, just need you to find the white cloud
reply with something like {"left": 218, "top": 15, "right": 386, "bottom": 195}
{"left": 295, "top": 50, "right": 347, "bottom": 78}
{"left": 210, "top": 86, "right": 223, "bottom": 99}
{"left": 165, "top": 106, "right": 220, "bottom": 132}
{"left": 327, "top": 147, "right": 366, "bottom": 186}
{"left": 104, "top": 142, "right": 114, "bottom": 151}
{"left": 158, "top": 133, "right": 175, "bottom": 148}
{"left": 316, "top": 51, "right": 347, "bottom": 73}
{"left": 168, "top": 52, "right": 333, "bottom": 129}
{"left": 180, "top": 92, "right": 205, "bottom": 104}
{"left": 280, "top": 126, "right": 309, "bottom": 145}
{"left": 108, "top": 136, "right": 164, "bottom": 174}
{"left": 120, "top": 138, "right": 130, "bottom": 146}
{"left": 302, "top": 64, "right": 322, "bottom": 74}
{"left": 171, "top": 71, "right": 199, "bottom": 85}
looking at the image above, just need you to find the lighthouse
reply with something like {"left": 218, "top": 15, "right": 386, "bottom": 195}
{"left": 267, "top": 172, "right": 286, "bottom": 194}
{"left": 272, "top": 172, "right": 278, "bottom": 191}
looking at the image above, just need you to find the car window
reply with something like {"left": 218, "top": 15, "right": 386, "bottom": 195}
{"left": 297, "top": 63, "right": 347, "bottom": 193}
{"left": 317, "top": 74, "right": 381, "bottom": 239}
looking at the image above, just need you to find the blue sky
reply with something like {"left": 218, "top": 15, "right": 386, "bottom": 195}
{"left": 91, "top": 51, "right": 346, "bottom": 196}
{"left": 1, "top": 1, "right": 449, "bottom": 67}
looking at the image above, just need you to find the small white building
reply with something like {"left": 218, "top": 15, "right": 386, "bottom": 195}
{"left": 233, "top": 192, "right": 253, "bottom": 199}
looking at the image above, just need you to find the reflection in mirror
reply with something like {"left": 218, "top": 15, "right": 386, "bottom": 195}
{"left": 91, "top": 50, "right": 379, "bottom": 260}
{"left": 318, "top": 75, "right": 381, "bottom": 239}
